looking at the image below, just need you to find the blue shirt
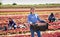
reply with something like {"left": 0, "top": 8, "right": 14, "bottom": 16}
{"left": 28, "top": 14, "right": 45, "bottom": 24}
{"left": 48, "top": 15, "right": 56, "bottom": 20}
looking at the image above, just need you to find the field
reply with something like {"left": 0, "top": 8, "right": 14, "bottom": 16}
{"left": 0, "top": 5, "right": 60, "bottom": 37}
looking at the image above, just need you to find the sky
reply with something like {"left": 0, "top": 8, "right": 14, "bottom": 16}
{"left": 0, "top": 0, "right": 60, "bottom": 4}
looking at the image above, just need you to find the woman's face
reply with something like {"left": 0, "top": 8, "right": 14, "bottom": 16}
{"left": 30, "top": 8, "right": 35, "bottom": 14}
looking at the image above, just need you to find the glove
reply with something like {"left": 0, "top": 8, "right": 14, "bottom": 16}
{"left": 29, "top": 22, "right": 32, "bottom": 24}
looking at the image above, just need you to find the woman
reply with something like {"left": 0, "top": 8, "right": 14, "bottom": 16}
{"left": 48, "top": 13, "right": 56, "bottom": 22}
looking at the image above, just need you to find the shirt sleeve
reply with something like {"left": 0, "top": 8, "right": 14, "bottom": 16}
{"left": 37, "top": 15, "right": 46, "bottom": 23}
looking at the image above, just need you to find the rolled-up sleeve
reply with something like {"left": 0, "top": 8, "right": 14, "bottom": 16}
{"left": 37, "top": 16, "right": 46, "bottom": 23}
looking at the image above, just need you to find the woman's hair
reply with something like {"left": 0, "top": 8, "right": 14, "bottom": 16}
{"left": 50, "top": 13, "right": 54, "bottom": 16}
{"left": 30, "top": 7, "right": 35, "bottom": 10}
{"left": 8, "top": 18, "right": 13, "bottom": 21}
{"left": 30, "top": 7, "right": 35, "bottom": 14}
{"left": 9, "top": 18, "right": 12, "bottom": 19}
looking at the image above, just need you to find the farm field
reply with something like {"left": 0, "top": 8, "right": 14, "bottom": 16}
{"left": 0, "top": 6, "right": 60, "bottom": 37}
